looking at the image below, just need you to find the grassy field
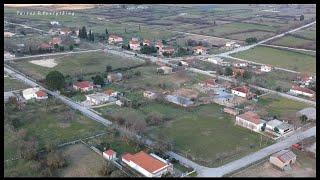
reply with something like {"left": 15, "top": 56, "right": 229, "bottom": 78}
{"left": 147, "top": 103, "right": 273, "bottom": 167}
{"left": 4, "top": 159, "right": 44, "bottom": 177}
{"left": 55, "top": 143, "right": 106, "bottom": 177}
{"left": 4, "top": 76, "right": 30, "bottom": 91}
{"left": 190, "top": 22, "right": 276, "bottom": 37}
{"left": 231, "top": 46, "right": 316, "bottom": 73}
{"left": 269, "top": 35, "right": 315, "bottom": 49}
{"left": 11, "top": 51, "right": 144, "bottom": 80}
{"left": 4, "top": 99, "right": 106, "bottom": 160}
{"left": 256, "top": 94, "right": 310, "bottom": 121}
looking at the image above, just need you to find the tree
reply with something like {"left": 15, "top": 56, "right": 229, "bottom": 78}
{"left": 224, "top": 67, "right": 233, "bottom": 76}
{"left": 106, "top": 65, "right": 112, "bottom": 74}
{"left": 78, "top": 28, "right": 82, "bottom": 38}
{"left": 274, "top": 127, "right": 279, "bottom": 133}
{"left": 105, "top": 28, "right": 109, "bottom": 36}
{"left": 110, "top": 170, "right": 125, "bottom": 177}
{"left": 214, "top": 20, "right": 216, "bottom": 25}
{"left": 46, "top": 151, "right": 67, "bottom": 169}
{"left": 139, "top": 24, "right": 141, "bottom": 31}
{"left": 175, "top": 46, "right": 189, "bottom": 57}
{"left": 45, "top": 71, "right": 65, "bottom": 90}
{"left": 261, "top": 123, "right": 266, "bottom": 131}
{"left": 300, "top": 115, "right": 308, "bottom": 123}
{"left": 98, "top": 161, "right": 116, "bottom": 176}
{"left": 59, "top": 46, "right": 64, "bottom": 51}
{"left": 243, "top": 70, "right": 252, "bottom": 79}
{"left": 245, "top": 37, "right": 258, "bottom": 44}
{"left": 54, "top": 44, "right": 59, "bottom": 49}
{"left": 81, "top": 26, "right": 87, "bottom": 39}
{"left": 300, "top": 14, "right": 304, "bottom": 21}
{"left": 92, "top": 75, "right": 104, "bottom": 86}
{"left": 162, "top": 39, "right": 167, "bottom": 45}
{"left": 146, "top": 112, "right": 163, "bottom": 126}
{"left": 69, "top": 44, "right": 74, "bottom": 51}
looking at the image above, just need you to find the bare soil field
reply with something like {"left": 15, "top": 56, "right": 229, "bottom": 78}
{"left": 55, "top": 143, "right": 105, "bottom": 177}
{"left": 231, "top": 150, "right": 316, "bottom": 177}
{"left": 29, "top": 59, "right": 57, "bottom": 68}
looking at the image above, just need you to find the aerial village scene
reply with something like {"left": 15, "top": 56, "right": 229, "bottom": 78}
{"left": 4, "top": 4, "right": 316, "bottom": 177}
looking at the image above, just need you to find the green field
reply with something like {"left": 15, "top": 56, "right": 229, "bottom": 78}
{"left": 4, "top": 99, "right": 106, "bottom": 160}
{"left": 191, "top": 22, "right": 276, "bottom": 37}
{"left": 11, "top": 51, "right": 144, "bottom": 80}
{"left": 270, "top": 35, "right": 314, "bottom": 48}
{"left": 231, "top": 46, "right": 316, "bottom": 73}
{"left": 257, "top": 94, "right": 310, "bottom": 120}
{"left": 4, "top": 76, "right": 29, "bottom": 91}
{"left": 148, "top": 103, "right": 273, "bottom": 167}
{"left": 96, "top": 101, "right": 273, "bottom": 168}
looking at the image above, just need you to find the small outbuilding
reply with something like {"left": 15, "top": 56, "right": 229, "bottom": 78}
{"left": 269, "top": 150, "right": 296, "bottom": 171}
{"left": 103, "top": 149, "right": 117, "bottom": 160}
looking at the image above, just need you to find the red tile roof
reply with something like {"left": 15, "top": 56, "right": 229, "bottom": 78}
{"left": 237, "top": 111, "right": 261, "bottom": 125}
{"left": 122, "top": 153, "right": 133, "bottom": 161}
{"left": 291, "top": 85, "right": 315, "bottom": 94}
{"left": 232, "top": 86, "right": 249, "bottom": 94}
{"left": 194, "top": 46, "right": 207, "bottom": 50}
{"left": 204, "top": 79, "right": 215, "bottom": 86}
{"left": 274, "top": 150, "right": 296, "bottom": 163}
{"left": 35, "top": 90, "right": 47, "bottom": 97}
{"left": 74, "top": 81, "right": 93, "bottom": 89}
{"left": 51, "top": 37, "right": 62, "bottom": 45}
{"left": 104, "top": 149, "right": 116, "bottom": 156}
{"left": 39, "top": 43, "right": 52, "bottom": 49}
{"left": 104, "top": 89, "right": 114, "bottom": 95}
{"left": 122, "top": 151, "right": 168, "bottom": 174}
{"left": 129, "top": 40, "right": 140, "bottom": 45}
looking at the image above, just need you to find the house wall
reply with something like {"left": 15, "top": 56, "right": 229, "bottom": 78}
{"left": 23, "top": 93, "right": 36, "bottom": 100}
{"left": 289, "top": 89, "right": 313, "bottom": 97}
{"left": 231, "top": 90, "right": 247, "bottom": 98}
{"left": 235, "top": 116, "right": 261, "bottom": 132}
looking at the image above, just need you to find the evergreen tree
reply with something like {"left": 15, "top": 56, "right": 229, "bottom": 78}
{"left": 82, "top": 26, "right": 87, "bottom": 39}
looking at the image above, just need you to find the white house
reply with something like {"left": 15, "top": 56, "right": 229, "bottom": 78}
{"left": 180, "top": 60, "right": 189, "bottom": 66}
{"left": 116, "top": 100, "right": 123, "bottom": 107}
{"left": 193, "top": 46, "right": 207, "bottom": 55}
{"left": 235, "top": 111, "right": 265, "bottom": 132}
{"left": 129, "top": 40, "right": 141, "bottom": 51}
{"left": 266, "top": 119, "right": 283, "bottom": 131}
{"left": 4, "top": 51, "right": 15, "bottom": 59}
{"left": 261, "top": 64, "right": 272, "bottom": 72}
{"left": 157, "top": 66, "right": 173, "bottom": 75}
{"left": 266, "top": 119, "right": 294, "bottom": 135}
{"left": 50, "top": 21, "right": 59, "bottom": 25}
{"left": 85, "top": 93, "right": 112, "bottom": 105}
{"left": 270, "top": 150, "right": 296, "bottom": 170}
{"left": 231, "top": 86, "right": 250, "bottom": 98}
{"left": 143, "top": 91, "right": 157, "bottom": 99}
{"left": 22, "top": 87, "right": 48, "bottom": 100}
{"left": 107, "top": 73, "right": 123, "bottom": 82}
{"left": 289, "top": 85, "right": 315, "bottom": 97}
{"left": 233, "top": 62, "right": 248, "bottom": 67}
{"left": 122, "top": 151, "right": 173, "bottom": 177}
{"left": 103, "top": 149, "right": 116, "bottom": 160}
{"left": 207, "top": 57, "right": 223, "bottom": 65}
{"left": 108, "top": 35, "right": 123, "bottom": 44}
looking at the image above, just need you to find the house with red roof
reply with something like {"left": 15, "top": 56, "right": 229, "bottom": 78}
{"left": 261, "top": 64, "right": 272, "bottom": 72}
{"left": 143, "top": 39, "right": 152, "bottom": 46}
{"left": 50, "top": 37, "right": 62, "bottom": 45}
{"left": 231, "top": 86, "right": 250, "bottom": 98}
{"left": 159, "top": 46, "right": 175, "bottom": 56}
{"left": 199, "top": 79, "right": 217, "bottom": 88}
{"left": 73, "top": 81, "right": 94, "bottom": 92}
{"left": 289, "top": 85, "right": 315, "bottom": 97}
{"left": 155, "top": 41, "right": 164, "bottom": 51}
{"left": 108, "top": 35, "right": 123, "bottom": 44}
{"left": 297, "top": 73, "right": 314, "bottom": 86}
{"left": 129, "top": 39, "right": 141, "bottom": 51}
{"left": 235, "top": 111, "right": 265, "bottom": 132}
{"left": 103, "top": 149, "right": 116, "bottom": 160}
{"left": 193, "top": 46, "right": 207, "bottom": 55}
{"left": 269, "top": 150, "right": 296, "bottom": 170}
{"left": 22, "top": 87, "right": 48, "bottom": 100}
{"left": 122, "top": 151, "right": 173, "bottom": 177}
{"left": 39, "top": 43, "right": 53, "bottom": 50}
